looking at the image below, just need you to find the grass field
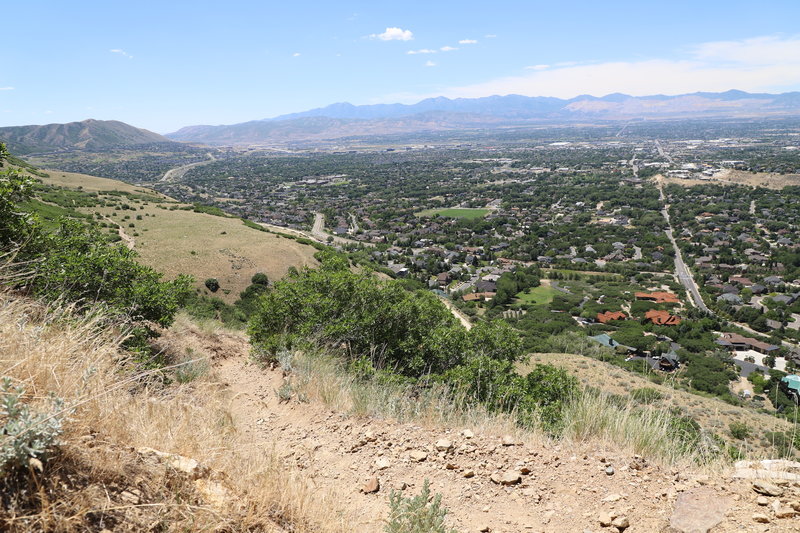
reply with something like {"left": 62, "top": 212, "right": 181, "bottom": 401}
{"left": 416, "top": 207, "right": 490, "bottom": 219}
{"left": 515, "top": 284, "right": 560, "bottom": 305}
{"left": 519, "top": 352, "right": 792, "bottom": 457}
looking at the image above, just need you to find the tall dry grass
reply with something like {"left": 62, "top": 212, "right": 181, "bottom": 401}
{"left": 285, "top": 349, "right": 732, "bottom": 470}
{"left": 0, "top": 291, "right": 350, "bottom": 532}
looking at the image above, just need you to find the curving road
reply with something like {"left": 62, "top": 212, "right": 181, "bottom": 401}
{"left": 160, "top": 152, "right": 217, "bottom": 182}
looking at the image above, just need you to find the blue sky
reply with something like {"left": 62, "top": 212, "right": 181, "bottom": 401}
{"left": 3, "top": 0, "right": 800, "bottom": 133}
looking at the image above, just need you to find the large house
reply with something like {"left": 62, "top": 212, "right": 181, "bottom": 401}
{"left": 635, "top": 291, "right": 680, "bottom": 304}
{"left": 644, "top": 309, "right": 681, "bottom": 326}
{"left": 597, "top": 311, "right": 627, "bottom": 324}
{"left": 715, "top": 332, "right": 779, "bottom": 354}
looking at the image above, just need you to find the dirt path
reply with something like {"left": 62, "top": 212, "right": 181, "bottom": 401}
{"left": 160, "top": 322, "right": 800, "bottom": 532}
{"left": 102, "top": 215, "right": 135, "bottom": 249}
{"left": 438, "top": 295, "right": 473, "bottom": 330}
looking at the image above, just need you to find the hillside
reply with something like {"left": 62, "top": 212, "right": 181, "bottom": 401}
{"left": 34, "top": 170, "right": 319, "bottom": 302}
{"left": 0, "top": 119, "right": 173, "bottom": 154}
{"left": 167, "top": 90, "right": 800, "bottom": 145}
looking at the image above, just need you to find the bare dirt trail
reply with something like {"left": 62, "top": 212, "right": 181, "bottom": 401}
{"left": 161, "top": 322, "right": 800, "bottom": 532}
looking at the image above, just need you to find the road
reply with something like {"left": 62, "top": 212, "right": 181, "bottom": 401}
{"left": 657, "top": 181, "right": 711, "bottom": 313}
{"left": 311, "top": 212, "right": 375, "bottom": 247}
{"left": 655, "top": 140, "right": 674, "bottom": 164}
{"left": 437, "top": 296, "right": 473, "bottom": 330}
{"left": 160, "top": 152, "right": 217, "bottom": 182}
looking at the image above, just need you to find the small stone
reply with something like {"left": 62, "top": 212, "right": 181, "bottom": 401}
{"left": 605, "top": 466, "right": 615, "bottom": 476}
{"left": 602, "top": 493, "right": 622, "bottom": 502}
{"left": 753, "top": 480, "right": 783, "bottom": 497}
{"left": 364, "top": 430, "right": 376, "bottom": 442}
{"left": 611, "top": 516, "right": 629, "bottom": 530}
{"left": 598, "top": 512, "right": 613, "bottom": 527}
{"left": 482, "top": 506, "right": 490, "bottom": 513}
{"left": 756, "top": 496, "right": 769, "bottom": 506}
{"left": 463, "top": 470, "right": 475, "bottom": 478}
{"left": 490, "top": 473, "right": 501, "bottom": 484}
{"left": 500, "top": 471, "right": 522, "bottom": 485}
{"left": 752, "top": 513, "right": 770, "bottom": 523}
{"left": 375, "top": 457, "right": 391, "bottom": 470}
{"left": 790, "top": 500, "right": 800, "bottom": 511}
{"left": 436, "top": 439, "right": 453, "bottom": 452}
{"left": 478, "top": 526, "right": 490, "bottom": 532}
{"left": 361, "top": 476, "right": 380, "bottom": 494}
{"left": 501, "top": 435, "right": 516, "bottom": 446}
{"left": 773, "top": 501, "right": 797, "bottom": 519}
{"left": 410, "top": 450, "right": 428, "bottom": 462}
{"left": 463, "top": 429, "right": 475, "bottom": 439}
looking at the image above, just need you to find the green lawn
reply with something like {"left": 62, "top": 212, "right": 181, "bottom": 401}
{"left": 515, "top": 285, "right": 561, "bottom": 306}
{"left": 416, "top": 207, "right": 490, "bottom": 219}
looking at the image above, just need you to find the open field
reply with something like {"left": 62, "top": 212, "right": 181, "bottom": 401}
{"left": 656, "top": 170, "right": 800, "bottom": 190}
{"left": 515, "top": 284, "right": 560, "bottom": 305}
{"left": 519, "top": 352, "right": 794, "bottom": 457}
{"left": 416, "top": 207, "right": 490, "bottom": 219}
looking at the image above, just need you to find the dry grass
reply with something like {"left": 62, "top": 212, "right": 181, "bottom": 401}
{"left": 36, "top": 170, "right": 163, "bottom": 195}
{"left": 524, "top": 352, "right": 795, "bottom": 457}
{"left": 0, "top": 291, "right": 349, "bottom": 532}
{"left": 282, "top": 349, "right": 734, "bottom": 469}
{"left": 90, "top": 204, "right": 319, "bottom": 303}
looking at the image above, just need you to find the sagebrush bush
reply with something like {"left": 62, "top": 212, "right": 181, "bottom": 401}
{"left": 0, "top": 377, "right": 65, "bottom": 472}
{"left": 385, "top": 479, "right": 457, "bottom": 533}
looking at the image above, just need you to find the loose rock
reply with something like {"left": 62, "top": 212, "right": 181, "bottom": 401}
{"left": 361, "top": 476, "right": 380, "bottom": 494}
{"left": 410, "top": 450, "right": 428, "bottom": 462}
{"left": 753, "top": 480, "right": 783, "bottom": 497}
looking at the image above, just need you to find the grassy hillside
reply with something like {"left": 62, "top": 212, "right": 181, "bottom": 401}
{"left": 521, "top": 352, "right": 793, "bottom": 457}
{"left": 34, "top": 171, "right": 319, "bottom": 302}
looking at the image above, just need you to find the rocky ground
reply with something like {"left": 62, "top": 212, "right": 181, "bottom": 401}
{"left": 163, "top": 322, "right": 800, "bottom": 532}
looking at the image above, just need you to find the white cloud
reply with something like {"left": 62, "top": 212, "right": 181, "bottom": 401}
{"left": 110, "top": 48, "right": 133, "bottom": 59}
{"left": 524, "top": 64, "right": 550, "bottom": 71}
{"left": 425, "top": 60, "right": 437, "bottom": 67}
{"left": 440, "top": 46, "right": 458, "bottom": 52}
{"left": 293, "top": 52, "right": 301, "bottom": 57}
{"left": 459, "top": 39, "right": 477, "bottom": 45}
{"left": 0, "top": 87, "right": 14, "bottom": 91}
{"left": 426, "top": 35, "right": 800, "bottom": 100}
{"left": 407, "top": 49, "right": 436, "bottom": 55}
{"left": 371, "top": 27, "right": 413, "bottom": 41}
{"left": 484, "top": 34, "right": 497, "bottom": 38}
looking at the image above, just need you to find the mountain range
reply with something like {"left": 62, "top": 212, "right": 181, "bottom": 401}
{"left": 166, "top": 90, "right": 800, "bottom": 145}
{"left": 4, "top": 91, "right": 800, "bottom": 152}
{"left": 0, "top": 119, "right": 172, "bottom": 154}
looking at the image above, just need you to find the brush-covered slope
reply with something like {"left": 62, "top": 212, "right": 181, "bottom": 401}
{"left": 0, "top": 119, "right": 173, "bottom": 154}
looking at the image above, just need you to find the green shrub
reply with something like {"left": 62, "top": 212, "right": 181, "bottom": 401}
{"left": 385, "top": 479, "right": 456, "bottom": 533}
{"left": 631, "top": 387, "right": 664, "bottom": 404}
{"left": 204, "top": 278, "right": 220, "bottom": 292}
{"left": 729, "top": 421, "right": 750, "bottom": 440}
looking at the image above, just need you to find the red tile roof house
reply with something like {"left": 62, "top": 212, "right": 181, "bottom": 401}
{"left": 644, "top": 309, "right": 681, "bottom": 326}
{"left": 634, "top": 291, "right": 681, "bottom": 304}
{"left": 715, "top": 332, "right": 779, "bottom": 354}
{"left": 597, "top": 311, "right": 628, "bottom": 324}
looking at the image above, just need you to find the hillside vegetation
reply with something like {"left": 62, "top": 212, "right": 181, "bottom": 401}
{"left": 0, "top": 119, "right": 172, "bottom": 155}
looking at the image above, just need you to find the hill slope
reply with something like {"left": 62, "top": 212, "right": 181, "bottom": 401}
{"left": 0, "top": 119, "right": 174, "bottom": 154}
{"left": 36, "top": 170, "right": 319, "bottom": 302}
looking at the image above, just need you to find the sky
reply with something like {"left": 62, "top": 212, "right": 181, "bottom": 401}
{"left": 3, "top": 0, "right": 800, "bottom": 133}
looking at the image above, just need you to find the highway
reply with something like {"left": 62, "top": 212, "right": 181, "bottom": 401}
{"left": 160, "top": 152, "right": 217, "bottom": 182}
